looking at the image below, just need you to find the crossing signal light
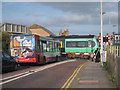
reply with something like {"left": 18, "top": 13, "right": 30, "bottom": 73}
{"left": 103, "top": 37, "right": 108, "bottom": 42}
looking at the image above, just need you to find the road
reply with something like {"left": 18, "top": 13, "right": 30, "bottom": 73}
{"left": 1, "top": 59, "right": 88, "bottom": 88}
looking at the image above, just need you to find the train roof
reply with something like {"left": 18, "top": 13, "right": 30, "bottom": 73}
{"left": 11, "top": 34, "right": 59, "bottom": 41}
{"left": 51, "top": 35, "right": 96, "bottom": 39}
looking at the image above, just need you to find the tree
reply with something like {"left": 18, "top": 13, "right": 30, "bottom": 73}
{"left": 2, "top": 32, "right": 11, "bottom": 54}
{"left": 0, "top": 32, "right": 2, "bottom": 51}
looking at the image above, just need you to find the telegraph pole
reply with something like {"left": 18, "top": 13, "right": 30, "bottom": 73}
{"left": 101, "top": 0, "right": 103, "bottom": 66}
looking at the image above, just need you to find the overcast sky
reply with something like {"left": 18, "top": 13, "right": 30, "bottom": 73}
{"left": 2, "top": 1, "right": 118, "bottom": 36}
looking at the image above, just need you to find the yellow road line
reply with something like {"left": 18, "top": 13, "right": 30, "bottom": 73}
{"left": 61, "top": 61, "right": 89, "bottom": 89}
{"left": 65, "top": 62, "right": 88, "bottom": 88}
{"left": 61, "top": 66, "right": 79, "bottom": 88}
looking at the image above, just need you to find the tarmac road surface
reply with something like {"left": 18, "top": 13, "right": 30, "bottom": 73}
{"left": 1, "top": 59, "right": 88, "bottom": 88}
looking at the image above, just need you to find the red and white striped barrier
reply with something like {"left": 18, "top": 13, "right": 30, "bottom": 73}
{"left": 60, "top": 52, "right": 95, "bottom": 55}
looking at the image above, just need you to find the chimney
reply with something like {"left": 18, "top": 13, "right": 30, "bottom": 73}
{"left": 66, "top": 29, "right": 69, "bottom": 36}
{"left": 107, "top": 33, "right": 108, "bottom": 35}
{"left": 99, "top": 33, "right": 101, "bottom": 36}
{"left": 59, "top": 29, "right": 62, "bottom": 36}
{"left": 113, "top": 32, "right": 115, "bottom": 35}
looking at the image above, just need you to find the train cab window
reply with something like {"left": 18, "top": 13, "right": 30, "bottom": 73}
{"left": 91, "top": 41, "right": 95, "bottom": 47}
{"left": 88, "top": 41, "right": 91, "bottom": 47}
{"left": 88, "top": 40, "right": 95, "bottom": 47}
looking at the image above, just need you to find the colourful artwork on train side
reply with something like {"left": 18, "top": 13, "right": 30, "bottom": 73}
{"left": 10, "top": 35, "right": 35, "bottom": 59}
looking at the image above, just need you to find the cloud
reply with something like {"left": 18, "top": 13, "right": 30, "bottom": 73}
{"left": 24, "top": 12, "right": 48, "bottom": 17}
{"left": 2, "top": 2, "right": 118, "bottom": 35}
{"left": 3, "top": 11, "right": 118, "bottom": 27}
{"left": 41, "top": 2, "right": 117, "bottom": 15}
{"left": 102, "top": 12, "right": 118, "bottom": 24}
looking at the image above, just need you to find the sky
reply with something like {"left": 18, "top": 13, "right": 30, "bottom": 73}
{"left": 1, "top": 1, "right": 119, "bottom": 36}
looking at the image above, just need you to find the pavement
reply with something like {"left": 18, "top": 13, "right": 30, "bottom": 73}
{"left": 70, "top": 61, "right": 114, "bottom": 88}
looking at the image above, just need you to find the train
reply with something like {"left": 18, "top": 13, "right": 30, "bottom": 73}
{"left": 51, "top": 35, "right": 99, "bottom": 59}
{"left": 9, "top": 34, "right": 61, "bottom": 64}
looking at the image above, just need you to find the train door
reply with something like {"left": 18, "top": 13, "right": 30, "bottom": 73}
{"left": 36, "top": 39, "right": 43, "bottom": 64}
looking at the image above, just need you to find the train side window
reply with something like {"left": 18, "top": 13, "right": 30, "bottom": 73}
{"left": 54, "top": 42, "right": 57, "bottom": 52}
{"left": 40, "top": 41, "right": 47, "bottom": 52}
{"left": 49, "top": 41, "right": 53, "bottom": 52}
{"left": 47, "top": 41, "right": 50, "bottom": 52}
{"left": 66, "top": 41, "right": 77, "bottom": 47}
{"left": 77, "top": 41, "right": 87, "bottom": 47}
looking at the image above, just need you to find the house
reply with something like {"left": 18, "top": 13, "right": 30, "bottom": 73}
{"left": 0, "top": 23, "right": 32, "bottom": 34}
{"left": 28, "top": 24, "right": 55, "bottom": 36}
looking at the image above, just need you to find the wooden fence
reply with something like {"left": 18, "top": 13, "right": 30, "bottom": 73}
{"left": 106, "top": 45, "right": 120, "bottom": 88}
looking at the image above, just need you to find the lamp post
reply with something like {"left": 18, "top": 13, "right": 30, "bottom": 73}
{"left": 101, "top": 0, "right": 103, "bottom": 66}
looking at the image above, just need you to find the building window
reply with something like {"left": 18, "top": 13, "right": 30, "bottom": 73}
{"left": 18, "top": 25, "right": 21, "bottom": 32}
{"left": 12, "top": 25, "right": 16, "bottom": 32}
{"left": 21, "top": 26, "right": 25, "bottom": 32}
{"left": 6, "top": 24, "right": 11, "bottom": 32}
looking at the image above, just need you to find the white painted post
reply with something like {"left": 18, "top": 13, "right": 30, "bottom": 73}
{"left": 117, "top": 46, "right": 118, "bottom": 56}
{"left": 100, "top": 0, "right": 103, "bottom": 66}
{"left": 110, "top": 45, "right": 111, "bottom": 53}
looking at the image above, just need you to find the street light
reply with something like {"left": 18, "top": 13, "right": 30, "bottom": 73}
{"left": 101, "top": 0, "right": 103, "bottom": 66}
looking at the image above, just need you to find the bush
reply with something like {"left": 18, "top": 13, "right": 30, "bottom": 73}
{"left": 2, "top": 32, "right": 11, "bottom": 54}
{"left": 0, "top": 32, "right": 2, "bottom": 51}
{"left": 103, "top": 62, "right": 109, "bottom": 71}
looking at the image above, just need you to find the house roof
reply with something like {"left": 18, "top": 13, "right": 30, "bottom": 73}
{"left": 28, "top": 24, "right": 56, "bottom": 36}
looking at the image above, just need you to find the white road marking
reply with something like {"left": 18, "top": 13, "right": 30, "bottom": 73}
{"left": 1, "top": 60, "right": 76, "bottom": 85}
{"left": 0, "top": 71, "right": 29, "bottom": 81}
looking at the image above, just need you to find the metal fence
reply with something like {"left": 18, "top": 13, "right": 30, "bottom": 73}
{"left": 106, "top": 45, "right": 120, "bottom": 88}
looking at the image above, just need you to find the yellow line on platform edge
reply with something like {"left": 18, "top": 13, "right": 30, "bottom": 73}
{"left": 65, "top": 62, "right": 88, "bottom": 89}
{"left": 60, "top": 61, "right": 89, "bottom": 89}
{"left": 61, "top": 66, "right": 79, "bottom": 89}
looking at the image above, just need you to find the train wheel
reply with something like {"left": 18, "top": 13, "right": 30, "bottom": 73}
{"left": 42, "top": 57, "right": 46, "bottom": 65}
{"left": 56, "top": 56, "right": 59, "bottom": 62}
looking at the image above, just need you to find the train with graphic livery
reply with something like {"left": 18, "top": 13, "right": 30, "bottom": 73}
{"left": 10, "top": 34, "right": 60, "bottom": 64}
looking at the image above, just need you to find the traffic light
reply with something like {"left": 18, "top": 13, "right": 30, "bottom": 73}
{"left": 103, "top": 37, "right": 108, "bottom": 42}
